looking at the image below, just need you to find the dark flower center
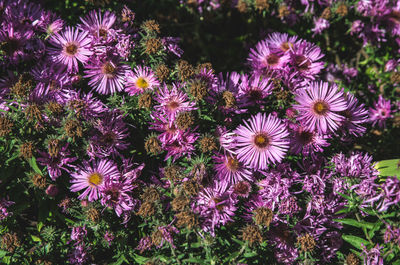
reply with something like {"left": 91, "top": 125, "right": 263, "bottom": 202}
{"left": 389, "top": 11, "right": 400, "bottom": 24}
{"left": 167, "top": 101, "right": 179, "bottom": 111}
{"left": 226, "top": 157, "right": 239, "bottom": 171}
{"left": 249, "top": 89, "right": 263, "bottom": 101}
{"left": 313, "top": 101, "right": 329, "bottom": 115}
{"left": 234, "top": 181, "right": 249, "bottom": 195}
{"left": 102, "top": 62, "right": 116, "bottom": 76}
{"left": 1, "top": 39, "right": 19, "bottom": 55}
{"left": 254, "top": 133, "right": 269, "bottom": 148}
{"left": 212, "top": 197, "right": 225, "bottom": 211}
{"left": 294, "top": 55, "right": 311, "bottom": 71}
{"left": 299, "top": 131, "right": 313, "bottom": 144}
{"left": 65, "top": 43, "right": 78, "bottom": 56}
{"left": 99, "top": 28, "right": 108, "bottom": 38}
{"left": 101, "top": 132, "right": 116, "bottom": 146}
{"left": 106, "top": 188, "right": 120, "bottom": 203}
{"left": 266, "top": 54, "right": 280, "bottom": 66}
{"left": 280, "top": 41, "right": 292, "bottom": 52}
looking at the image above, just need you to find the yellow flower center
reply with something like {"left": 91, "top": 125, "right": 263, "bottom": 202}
{"left": 227, "top": 157, "right": 239, "bottom": 171}
{"left": 136, "top": 77, "right": 149, "bottom": 90}
{"left": 254, "top": 133, "right": 269, "bottom": 148}
{"left": 88, "top": 172, "right": 103, "bottom": 186}
{"left": 313, "top": 101, "right": 329, "bottom": 115}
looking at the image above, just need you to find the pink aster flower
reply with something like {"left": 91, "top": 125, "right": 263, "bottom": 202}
{"left": 84, "top": 56, "right": 130, "bottom": 94}
{"left": 369, "top": 95, "right": 393, "bottom": 128}
{"left": 78, "top": 9, "right": 117, "bottom": 40}
{"left": 154, "top": 83, "right": 197, "bottom": 119}
{"left": 213, "top": 153, "right": 253, "bottom": 189}
{"left": 266, "top": 32, "right": 300, "bottom": 53}
{"left": 163, "top": 130, "right": 198, "bottom": 162}
{"left": 289, "top": 123, "right": 329, "bottom": 156}
{"left": 290, "top": 40, "right": 324, "bottom": 79}
{"left": 125, "top": 65, "right": 160, "bottom": 96}
{"left": 248, "top": 39, "right": 290, "bottom": 72}
{"left": 48, "top": 27, "right": 93, "bottom": 73}
{"left": 234, "top": 113, "right": 289, "bottom": 170}
{"left": 338, "top": 92, "right": 368, "bottom": 136}
{"left": 293, "top": 81, "right": 347, "bottom": 134}
{"left": 70, "top": 159, "right": 120, "bottom": 201}
{"left": 237, "top": 73, "right": 274, "bottom": 106}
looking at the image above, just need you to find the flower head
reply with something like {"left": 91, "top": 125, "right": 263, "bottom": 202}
{"left": 125, "top": 65, "right": 159, "bottom": 96}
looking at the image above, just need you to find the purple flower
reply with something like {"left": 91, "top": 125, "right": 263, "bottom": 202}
{"left": 84, "top": 55, "right": 130, "bottom": 94}
{"left": 369, "top": 95, "right": 392, "bottom": 128}
{"left": 332, "top": 152, "right": 378, "bottom": 179}
{"left": 79, "top": 9, "right": 117, "bottom": 40}
{"left": 68, "top": 243, "right": 89, "bottom": 265}
{"left": 312, "top": 18, "right": 330, "bottom": 36}
{"left": 125, "top": 65, "right": 160, "bottom": 96}
{"left": 136, "top": 236, "right": 152, "bottom": 253}
{"left": 153, "top": 225, "right": 179, "bottom": 249}
{"left": 248, "top": 38, "right": 290, "bottom": 72}
{"left": 71, "top": 226, "right": 87, "bottom": 242}
{"left": 289, "top": 123, "right": 329, "bottom": 156}
{"left": 237, "top": 73, "right": 274, "bottom": 106}
{"left": 37, "top": 144, "right": 77, "bottom": 181}
{"left": 294, "top": 81, "right": 347, "bottom": 134}
{"left": 70, "top": 159, "right": 120, "bottom": 201}
{"left": 0, "top": 198, "right": 14, "bottom": 221}
{"left": 46, "top": 184, "right": 59, "bottom": 197}
{"left": 361, "top": 244, "right": 384, "bottom": 265}
{"left": 234, "top": 113, "right": 289, "bottom": 170}
{"left": 163, "top": 130, "right": 198, "bottom": 162}
{"left": 48, "top": 27, "right": 93, "bottom": 73}
{"left": 213, "top": 153, "right": 253, "bottom": 189}
{"left": 290, "top": 40, "right": 325, "bottom": 79}
{"left": 104, "top": 231, "right": 114, "bottom": 246}
{"left": 338, "top": 93, "right": 368, "bottom": 136}
{"left": 193, "top": 181, "right": 237, "bottom": 236}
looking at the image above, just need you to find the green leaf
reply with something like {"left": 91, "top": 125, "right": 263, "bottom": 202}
{"left": 0, "top": 250, "right": 8, "bottom": 258}
{"left": 31, "top": 235, "right": 41, "bottom": 242}
{"left": 334, "top": 218, "right": 374, "bottom": 229}
{"left": 37, "top": 222, "right": 44, "bottom": 232}
{"left": 28, "top": 156, "right": 42, "bottom": 175}
{"left": 375, "top": 159, "right": 400, "bottom": 177}
{"left": 342, "top": 235, "right": 369, "bottom": 250}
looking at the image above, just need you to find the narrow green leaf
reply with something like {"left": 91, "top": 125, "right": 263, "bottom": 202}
{"left": 0, "top": 250, "right": 8, "bottom": 258}
{"left": 29, "top": 156, "right": 42, "bottom": 175}
{"left": 334, "top": 218, "right": 374, "bottom": 229}
{"left": 375, "top": 159, "right": 400, "bottom": 177}
{"left": 31, "top": 235, "right": 41, "bottom": 242}
{"left": 342, "top": 235, "right": 369, "bottom": 250}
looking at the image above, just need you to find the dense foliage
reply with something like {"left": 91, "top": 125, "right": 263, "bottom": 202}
{"left": 0, "top": 0, "right": 399, "bottom": 264}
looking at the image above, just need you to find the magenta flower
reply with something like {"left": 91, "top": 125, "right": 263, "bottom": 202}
{"left": 70, "top": 159, "right": 120, "bottom": 201}
{"left": 79, "top": 9, "right": 117, "bottom": 40}
{"left": 265, "top": 32, "right": 300, "bottom": 53}
{"left": 369, "top": 95, "right": 392, "bottom": 128}
{"left": 48, "top": 27, "right": 93, "bottom": 73}
{"left": 125, "top": 65, "right": 160, "bottom": 96}
{"left": 294, "top": 81, "right": 347, "bottom": 134}
{"left": 290, "top": 40, "right": 324, "bottom": 79}
{"left": 213, "top": 153, "right": 253, "bottom": 189}
{"left": 289, "top": 123, "right": 329, "bottom": 156}
{"left": 99, "top": 175, "right": 134, "bottom": 216}
{"left": 234, "top": 113, "right": 289, "bottom": 170}
{"left": 237, "top": 73, "right": 274, "bottom": 106}
{"left": 338, "top": 92, "right": 368, "bottom": 136}
{"left": 361, "top": 244, "right": 384, "bottom": 265}
{"left": 248, "top": 39, "right": 290, "bottom": 72}
{"left": 84, "top": 56, "right": 130, "bottom": 94}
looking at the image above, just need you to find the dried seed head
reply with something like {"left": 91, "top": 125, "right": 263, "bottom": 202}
{"left": 10, "top": 73, "right": 34, "bottom": 98}
{"left": 278, "top": 4, "right": 290, "bottom": 18}
{"left": 346, "top": 253, "right": 360, "bottom": 265}
{"left": 196, "top": 62, "right": 214, "bottom": 74}
{"left": 171, "top": 195, "right": 190, "bottom": 212}
{"left": 390, "top": 72, "right": 400, "bottom": 84}
{"left": 141, "top": 187, "right": 160, "bottom": 203}
{"left": 19, "top": 141, "right": 34, "bottom": 159}
{"left": 25, "top": 104, "right": 43, "bottom": 123}
{"left": 189, "top": 79, "right": 208, "bottom": 101}
{"left": 177, "top": 60, "right": 195, "bottom": 81}
{"left": 145, "top": 135, "right": 162, "bottom": 155}
{"left": 64, "top": 119, "right": 83, "bottom": 140}
{"left": 46, "top": 101, "right": 64, "bottom": 115}
{"left": 236, "top": 0, "right": 248, "bottom": 13}
{"left": 86, "top": 207, "right": 100, "bottom": 223}
{"left": 336, "top": 3, "right": 348, "bottom": 17}
{"left": 222, "top": 91, "right": 236, "bottom": 108}
{"left": 155, "top": 64, "right": 170, "bottom": 82}
{"left": 31, "top": 173, "right": 47, "bottom": 189}
{"left": 0, "top": 116, "right": 13, "bottom": 137}
{"left": 183, "top": 180, "right": 199, "bottom": 197}
{"left": 241, "top": 225, "right": 263, "bottom": 247}
{"left": 176, "top": 211, "right": 198, "bottom": 229}
{"left": 297, "top": 233, "right": 316, "bottom": 252}
{"left": 141, "top": 20, "right": 160, "bottom": 34}
{"left": 138, "top": 92, "right": 153, "bottom": 110}
{"left": 1, "top": 232, "right": 20, "bottom": 252}
{"left": 151, "top": 229, "right": 163, "bottom": 246}
{"left": 48, "top": 139, "right": 60, "bottom": 157}
{"left": 254, "top": 207, "right": 273, "bottom": 227}
{"left": 255, "top": 0, "right": 270, "bottom": 11}
{"left": 145, "top": 38, "right": 162, "bottom": 55}
{"left": 176, "top": 111, "right": 195, "bottom": 130}
{"left": 121, "top": 5, "right": 135, "bottom": 23}
{"left": 199, "top": 135, "right": 217, "bottom": 153}
{"left": 137, "top": 201, "right": 155, "bottom": 217}
{"left": 164, "top": 165, "right": 183, "bottom": 183}
{"left": 321, "top": 7, "right": 331, "bottom": 20}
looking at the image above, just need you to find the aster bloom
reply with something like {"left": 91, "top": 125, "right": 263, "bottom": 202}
{"left": 213, "top": 153, "right": 253, "bottom": 189}
{"left": 338, "top": 92, "right": 368, "bottom": 136}
{"left": 290, "top": 40, "right": 324, "bottom": 79}
{"left": 88, "top": 110, "right": 129, "bottom": 158}
{"left": 266, "top": 32, "right": 300, "bottom": 53}
{"left": 312, "top": 18, "right": 330, "bottom": 36}
{"left": 70, "top": 159, "right": 120, "bottom": 201}
{"left": 48, "top": 27, "right": 93, "bottom": 73}
{"left": 64, "top": 90, "right": 107, "bottom": 120}
{"left": 361, "top": 244, "right": 384, "bottom": 265}
{"left": 331, "top": 152, "right": 379, "bottom": 179}
{"left": 0, "top": 23, "right": 34, "bottom": 64}
{"left": 99, "top": 175, "right": 135, "bottom": 216}
{"left": 234, "top": 113, "right": 289, "bottom": 170}
{"left": 84, "top": 56, "right": 130, "bottom": 94}
{"left": 37, "top": 144, "right": 77, "bottom": 181}
{"left": 248, "top": 39, "right": 290, "bottom": 72}
{"left": 164, "top": 130, "right": 198, "bottom": 162}
{"left": 68, "top": 243, "right": 89, "bottom": 265}
{"left": 193, "top": 181, "right": 237, "bottom": 236}
{"left": 237, "top": 73, "right": 274, "bottom": 106}
{"left": 149, "top": 112, "right": 180, "bottom": 144}
{"left": 289, "top": 123, "right": 329, "bottom": 156}
{"left": 294, "top": 81, "right": 347, "bottom": 134}
{"left": 369, "top": 95, "right": 393, "bottom": 128}
{"left": 0, "top": 198, "right": 14, "bottom": 221}
{"left": 125, "top": 65, "right": 160, "bottom": 96}
{"left": 152, "top": 226, "right": 180, "bottom": 249}
{"left": 154, "top": 83, "right": 197, "bottom": 119}
{"left": 78, "top": 9, "right": 117, "bottom": 40}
